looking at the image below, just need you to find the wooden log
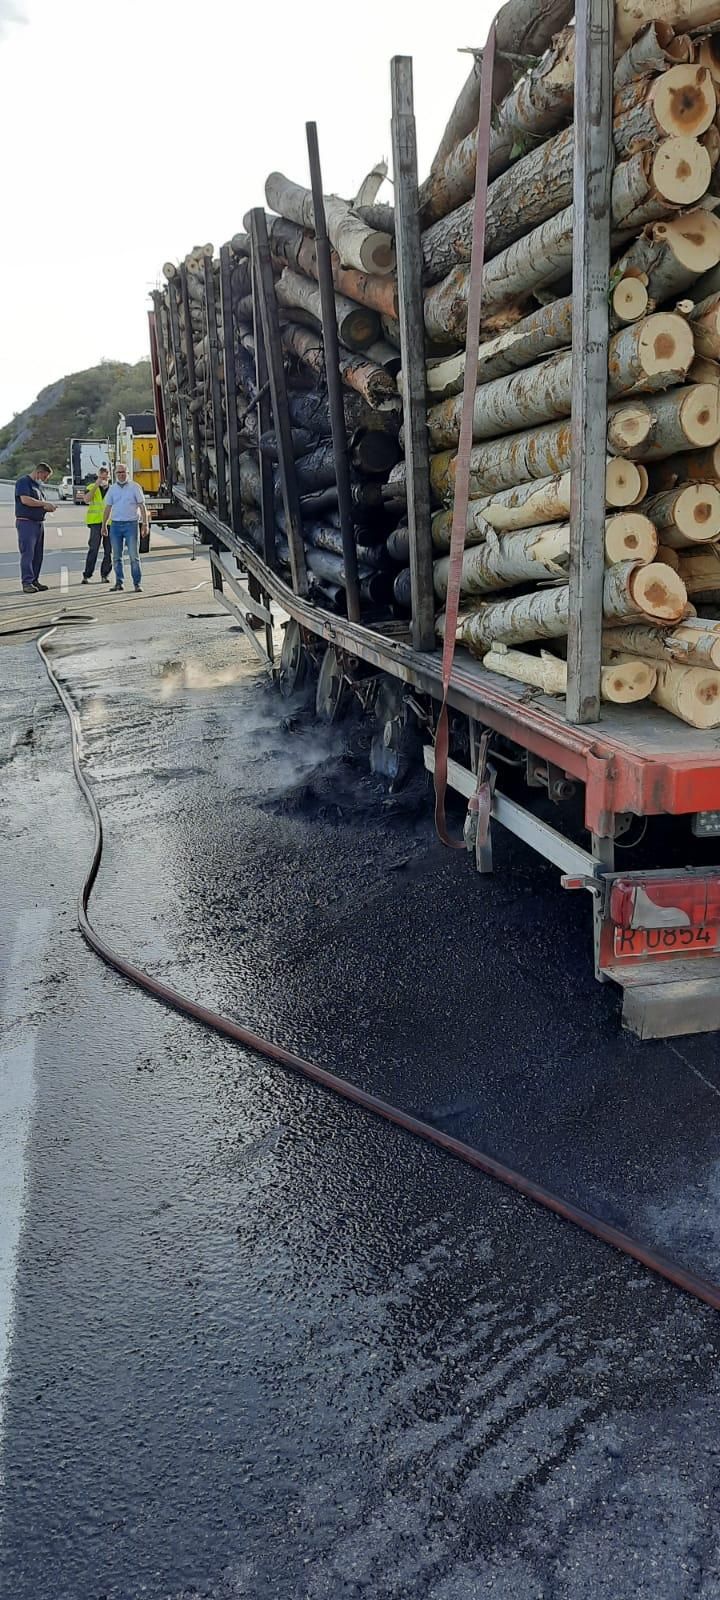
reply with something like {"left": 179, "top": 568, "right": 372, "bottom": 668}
{"left": 475, "top": 460, "right": 648, "bottom": 530}
{"left": 612, "top": 211, "right": 720, "bottom": 311}
{"left": 386, "top": 524, "right": 410, "bottom": 563}
{"left": 275, "top": 268, "right": 380, "bottom": 351}
{"left": 641, "top": 483, "right": 720, "bottom": 544}
{"left": 677, "top": 545, "right": 720, "bottom": 594}
{"left": 422, "top": 293, "right": 652, "bottom": 403}
{"left": 458, "top": 560, "right": 687, "bottom": 652}
{"left": 648, "top": 441, "right": 720, "bottom": 487}
{"left": 484, "top": 641, "right": 657, "bottom": 701}
{"left": 657, "top": 542, "right": 681, "bottom": 569}
{"left": 426, "top": 313, "right": 693, "bottom": 448}
{"left": 614, "top": 22, "right": 693, "bottom": 90}
{"left": 615, "top": 0, "right": 720, "bottom": 56}
{"left": 612, "top": 277, "right": 651, "bottom": 323}
{"left": 604, "top": 616, "right": 720, "bottom": 667}
{"left": 269, "top": 217, "right": 399, "bottom": 319}
{"left": 613, "top": 66, "right": 717, "bottom": 162}
{"left": 651, "top": 658, "right": 720, "bottom": 723}
{"left": 455, "top": 406, "right": 653, "bottom": 495}
{"left": 265, "top": 171, "right": 395, "bottom": 275}
{"left": 433, "top": 514, "right": 657, "bottom": 597}
{"left": 419, "top": 26, "right": 577, "bottom": 226}
{"left": 355, "top": 202, "right": 396, "bottom": 234}
{"left": 422, "top": 115, "right": 714, "bottom": 282}
{"left": 689, "top": 292, "right": 720, "bottom": 357}
{"left": 624, "top": 383, "right": 720, "bottom": 458}
{"left": 279, "top": 321, "right": 397, "bottom": 407}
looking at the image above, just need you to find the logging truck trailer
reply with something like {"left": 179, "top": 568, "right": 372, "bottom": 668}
{"left": 149, "top": 0, "right": 720, "bottom": 1041}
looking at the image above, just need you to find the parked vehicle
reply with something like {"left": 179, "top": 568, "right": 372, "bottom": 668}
{"left": 58, "top": 474, "right": 74, "bottom": 501}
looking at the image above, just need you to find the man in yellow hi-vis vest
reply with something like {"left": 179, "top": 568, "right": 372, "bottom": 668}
{"left": 81, "top": 466, "right": 112, "bottom": 583}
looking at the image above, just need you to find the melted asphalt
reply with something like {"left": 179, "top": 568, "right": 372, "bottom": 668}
{"left": 1, "top": 604, "right": 720, "bottom": 1600}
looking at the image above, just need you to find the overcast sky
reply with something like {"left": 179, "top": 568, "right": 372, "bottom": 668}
{"left": 0, "top": 0, "right": 493, "bottom": 427}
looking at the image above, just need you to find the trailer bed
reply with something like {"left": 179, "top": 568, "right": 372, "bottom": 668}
{"left": 182, "top": 489, "right": 720, "bottom": 836}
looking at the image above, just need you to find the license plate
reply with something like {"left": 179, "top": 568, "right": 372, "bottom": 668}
{"left": 613, "top": 924, "right": 719, "bottom": 959}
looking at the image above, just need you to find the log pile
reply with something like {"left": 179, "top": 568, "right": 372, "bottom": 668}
{"left": 395, "top": 3, "right": 720, "bottom": 729}
{"left": 155, "top": 174, "right": 408, "bottom": 619}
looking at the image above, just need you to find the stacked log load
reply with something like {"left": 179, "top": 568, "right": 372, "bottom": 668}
{"left": 402, "top": 0, "right": 720, "bottom": 727}
{"left": 156, "top": 178, "right": 408, "bottom": 619}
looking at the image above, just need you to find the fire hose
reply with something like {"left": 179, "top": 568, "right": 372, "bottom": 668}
{"left": 37, "top": 623, "right": 720, "bottom": 1314}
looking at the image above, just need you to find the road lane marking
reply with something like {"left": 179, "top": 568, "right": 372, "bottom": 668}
{"left": 0, "top": 909, "right": 51, "bottom": 1484}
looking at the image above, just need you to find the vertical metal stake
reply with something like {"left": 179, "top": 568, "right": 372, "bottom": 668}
{"left": 203, "top": 255, "right": 229, "bottom": 526}
{"left": 391, "top": 56, "right": 435, "bottom": 653}
{"left": 249, "top": 208, "right": 308, "bottom": 597}
{"left": 566, "top": 0, "right": 614, "bottom": 724}
{"left": 305, "top": 121, "right": 361, "bottom": 623}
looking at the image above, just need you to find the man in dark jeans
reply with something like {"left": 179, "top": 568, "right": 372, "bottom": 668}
{"left": 15, "top": 462, "right": 56, "bottom": 593}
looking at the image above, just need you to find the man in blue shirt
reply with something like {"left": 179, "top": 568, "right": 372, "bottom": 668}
{"left": 101, "top": 464, "right": 149, "bottom": 593}
{"left": 15, "top": 462, "right": 57, "bottom": 593}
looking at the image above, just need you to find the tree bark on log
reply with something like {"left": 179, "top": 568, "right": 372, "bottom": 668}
{"left": 433, "top": 516, "right": 658, "bottom": 598}
{"left": 613, "top": 66, "right": 717, "bottom": 163}
{"left": 641, "top": 483, "right": 720, "bottom": 544}
{"left": 649, "top": 441, "right": 720, "bottom": 488}
{"left": 615, "top": 0, "right": 720, "bottom": 56}
{"left": 457, "top": 405, "right": 657, "bottom": 496}
{"left": 457, "top": 561, "right": 687, "bottom": 653}
{"left": 604, "top": 617, "right": 720, "bottom": 668}
{"left": 279, "top": 321, "right": 397, "bottom": 407}
{"left": 275, "top": 268, "right": 380, "bottom": 351}
{"left": 677, "top": 546, "right": 720, "bottom": 595}
{"left": 478, "top": 460, "right": 647, "bottom": 529}
{"left": 614, "top": 22, "right": 693, "bottom": 91}
{"left": 269, "top": 217, "right": 399, "bottom": 319}
{"left": 612, "top": 212, "right": 720, "bottom": 312}
{"left": 265, "top": 172, "right": 395, "bottom": 275}
{"left": 484, "top": 641, "right": 657, "bottom": 701}
{"left": 623, "top": 384, "right": 720, "bottom": 459}
{"left": 355, "top": 202, "right": 395, "bottom": 235}
{"left": 689, "top": 293, "right": 720, "bottom": 357}
{"left": 423, "top": 295, "right": 655, "bottom": 402}
{"left": 421, "top": 127, "right": 711, "bottom": 280}
{"left": 419, "top": 26, "right": 577, "bottom": 226}
{"left": 426, "top": 313, "right": 693, "bottom": 448}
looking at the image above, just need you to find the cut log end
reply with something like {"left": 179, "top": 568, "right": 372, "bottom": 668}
{"left": 653, "top": 210, "right": 720, "bottom": 276}
{"left": 605, "top": 512, "right": 658, "bottom": 564}
{"left": 633, "top": 311, "right": 695, "bottom": 381}
{"left": 674, "top": 482, "right": 720, "bottom": 541}
{"left": 629, "top": 560, "right": 688, "bottom": 621}
{"left": 608, "top": 403, "right": 654, "bottom": 453}
{"left": 602, "top": 657, "right": 658, "bottom": 703}
{"left": 358, "top": 232, "right": 396, "bottom": 276}
{"left": 654, "top": 661, "right": 720, "bottom": 727}
{"left": 651, "top": 136, "right": 712, "bottom": 205}
{"left": 680, "top": 383, "right": 720, "bottom": 448}
{"left": 649, "top": 64, "right": 716, "bottom": 141}
{"left": 612, "top": 277, "right": 650, "bottom": 323}
{"left": 606, "top": 457, "right": 648, "bottom": 506}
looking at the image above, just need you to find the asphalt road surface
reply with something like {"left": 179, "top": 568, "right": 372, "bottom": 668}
{"left": 1, "top": 531, "right": 720, "bottom": 1599}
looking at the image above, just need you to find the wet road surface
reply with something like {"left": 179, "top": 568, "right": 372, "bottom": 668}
{"left": 2, "top": 600, "right": 720, "bottom": 1599}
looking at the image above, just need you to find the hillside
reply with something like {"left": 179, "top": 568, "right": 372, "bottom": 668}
{"left": 0, "top": 360, "right": 154, "bottom": 480}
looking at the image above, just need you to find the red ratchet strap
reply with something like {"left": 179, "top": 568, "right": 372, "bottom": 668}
{"left": 434, "top": 23, "right": 497, "bottom": 847}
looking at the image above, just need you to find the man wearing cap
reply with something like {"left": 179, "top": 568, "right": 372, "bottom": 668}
{"left": 101, "top": 463, "right": 148, "bottom": 593}
{"left": 15, "top": 461, "right": 57, "bottom": 594}
{"left": 81, "top": 466, "right": 112, "bottom": 584}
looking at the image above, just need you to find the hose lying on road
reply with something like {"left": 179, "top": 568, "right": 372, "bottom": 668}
{"left": 37, "top": 624, "right": 720, "bottom": 1315}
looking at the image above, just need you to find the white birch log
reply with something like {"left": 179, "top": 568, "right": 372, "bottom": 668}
{"left": 485, "top": 642, "right": 657, "bottom": 702}
{"left": 274, "top": 268, "right": 380, "bottom": 351}
{"left": 433, "top": 514, "right": 658, "bottom": 595}
{"left": 604, "top": 617, "right": 720, "bottom": 668}
{"left": 651, "top": 659, "right": 720, "bottom": 724}
{"left": 430, "top": 463, "right": 647, "bottom": 549}
{"left": 612, "top": 212, "right": 720, "bottom": 311}
{"left": 419, "top": 27, "right": 577, "bottom": 226}
{"left": 613, "top": 67, "right": 717, "bottom": 162}
{"left": 458, "top": 562, "right": 687, "bottom": 653}
{"left": 457, "top": 405, "right": 656, "bottom": 495}
{"left": 265, "top": 172, "right": 395, "bottom": 275}
{"left": 625, "top": 383, "right": 720, "bottom": 458}
{"left": 615, "top": 0, "right": 720, "bottom": 55}
{"left": 426, "top": 314, "right": 693, "bottom": 449}
{"left": 422, "top": 293, "right": 643, "bottom": 402}
{"left": 641, "top": 483, "right": 720, "bottom": 544}
{"left": 614, "top": 23, "right": 693, "bottom": 90}
{"left": 422, "top": 122, "right": 712, "bottom": 280}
